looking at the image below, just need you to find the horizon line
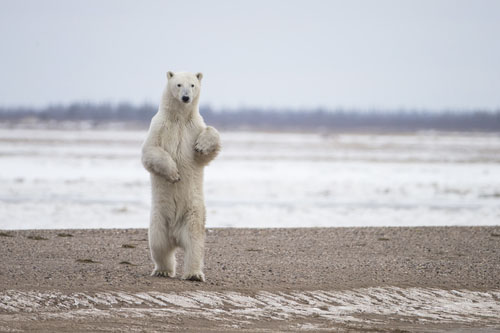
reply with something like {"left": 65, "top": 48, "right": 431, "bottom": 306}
{"left": 1, "top": 101, "right": 499, "bottom": 114}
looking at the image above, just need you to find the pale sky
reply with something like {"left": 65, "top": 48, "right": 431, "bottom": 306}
{"left": 1, "top": 0, "right": 499, "bottom": 111}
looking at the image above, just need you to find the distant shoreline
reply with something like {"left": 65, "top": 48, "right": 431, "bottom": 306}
{"left": 1, "top": 103, "right": 500, "bottom": 132}
{"left": 4, "top": 120, "right": 500, "bottom": 135}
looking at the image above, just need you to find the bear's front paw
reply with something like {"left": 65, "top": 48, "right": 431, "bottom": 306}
{"left": 194, "top": 140, "right": 217, "bottom": 155}
{"left": 181, "top": 272, "right": 205, "bottom": 282}
{"left": 151, "top": 269, "right": 175, "bottom": 278}
{"left": 166, "top": 169, "right": 181, "bottom": 183}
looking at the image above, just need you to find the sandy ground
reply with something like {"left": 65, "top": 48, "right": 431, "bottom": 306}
{"left": 1, "top": 226, "right": 500, "bottom": 332}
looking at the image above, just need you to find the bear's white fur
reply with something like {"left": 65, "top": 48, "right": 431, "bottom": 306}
{"left": 141, "top": 71, "right": 220, "bottom": 282}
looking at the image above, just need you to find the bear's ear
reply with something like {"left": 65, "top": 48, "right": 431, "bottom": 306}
{"left": 167, "top": 71, "right": 174, "bottom": 79}
{"left": 196, "top": 72, "right": 203, "bottom": 81}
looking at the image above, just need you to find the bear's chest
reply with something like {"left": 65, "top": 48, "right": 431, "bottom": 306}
{"left": 159, "top": 123, "right": 197, "bottom": 161}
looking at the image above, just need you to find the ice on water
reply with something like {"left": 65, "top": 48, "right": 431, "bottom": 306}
{"left": 0, "top": 129, "right": 499, "bottom": 229}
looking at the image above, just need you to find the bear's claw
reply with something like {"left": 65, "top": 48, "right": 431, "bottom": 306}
{"left": 182, "top": 272, "right": 205, "bottom": 282}
{"left": 194, "top": 143, "right": 215, "bottom": 155}
{"left": 167, "top": 171, "right": 181, "bottom": 183}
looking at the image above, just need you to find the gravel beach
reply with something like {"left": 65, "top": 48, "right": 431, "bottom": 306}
{"left": 1, "top": 226, "right": 500, "bottom": 332}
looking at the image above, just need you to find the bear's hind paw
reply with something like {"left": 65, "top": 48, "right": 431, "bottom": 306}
{"left": 182, "top": 272, "right": 205, "bottom": 282}
{"left": 151, "top": 269, "right": 175, "bottom": 278}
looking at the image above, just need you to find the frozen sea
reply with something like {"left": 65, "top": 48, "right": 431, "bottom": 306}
{"left": 0, "top": 128, "right": 499, "bottom": 229}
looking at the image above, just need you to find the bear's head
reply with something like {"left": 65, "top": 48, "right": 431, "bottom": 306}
{"left": 166, "top": 71, "right": 203, "bottom": 105}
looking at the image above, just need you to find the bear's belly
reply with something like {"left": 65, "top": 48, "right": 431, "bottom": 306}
{"left": 151, "top": 173, "right": 204, "bottom": 223}
{"left": 153, "top": 145, "right": 204, "bottom": 213}
{"left": 152, "top": 123, "right": 205, "bottom": 220}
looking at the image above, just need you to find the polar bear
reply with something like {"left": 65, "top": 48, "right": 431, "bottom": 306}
{"left": 141, "top": 71, "right": 220, "bottom": 282}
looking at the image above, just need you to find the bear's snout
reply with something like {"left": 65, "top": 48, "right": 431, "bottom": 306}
{"left": 182, "top": 96, "right": 190, "bottom": 103}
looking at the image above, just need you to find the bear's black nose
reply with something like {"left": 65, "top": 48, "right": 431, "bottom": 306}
{"left": 182, "top": 96, "right": 190, "bottom": 103}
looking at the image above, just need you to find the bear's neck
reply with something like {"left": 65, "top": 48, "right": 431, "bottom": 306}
{"left": 160, "top": 94, "right": 200, "bottom": 124}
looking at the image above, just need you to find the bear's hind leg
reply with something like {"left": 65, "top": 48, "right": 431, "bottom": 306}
{"left": 179, "top": 210, "right": 206, "bottom": 282}
{"left": 149, "top": 214, "right": 176, "bottom": 277}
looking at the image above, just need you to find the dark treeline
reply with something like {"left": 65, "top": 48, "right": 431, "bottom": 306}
{"left": 1, "top": 102, "right": 499, "bottom": 132}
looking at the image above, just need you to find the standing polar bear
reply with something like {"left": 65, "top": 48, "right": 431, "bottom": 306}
{"left": 141, "top": 71, "right": 220, "bottom": 282}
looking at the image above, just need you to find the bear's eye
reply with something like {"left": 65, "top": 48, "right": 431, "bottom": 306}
{"left": 177, "top": 84, "right": 181, "bottom": 87}
{"left": 191, "top": 84, "right": 194, "bottom": 88}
